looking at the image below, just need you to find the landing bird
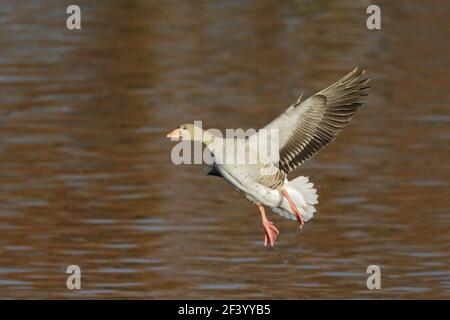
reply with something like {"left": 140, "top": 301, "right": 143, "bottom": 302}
{"left": 166, "top": 68, "right": 370, "bottom": 246}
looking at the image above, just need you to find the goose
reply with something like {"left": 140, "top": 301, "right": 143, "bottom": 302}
{"left": 166, "top": 68, "right": 370, "bottom": 246}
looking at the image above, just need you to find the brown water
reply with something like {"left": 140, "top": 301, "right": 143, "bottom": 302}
{"left": 0, "top": 0, "right": 449, "bottom": 299}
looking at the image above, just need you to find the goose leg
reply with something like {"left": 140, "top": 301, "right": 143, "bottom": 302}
{"left": 280, "top": 189, "right": 304, "bottom": 229}
{"left": 257, "top": 204, "right": 279, "bottom": 246}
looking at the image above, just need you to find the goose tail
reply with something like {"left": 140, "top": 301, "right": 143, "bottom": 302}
{"left": 271, "top": 176, "right": 319, "bottom": 222}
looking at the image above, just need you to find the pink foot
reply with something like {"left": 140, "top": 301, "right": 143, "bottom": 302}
{"left": 263, "top": 218, "right": 279, "bottom": 247}
{"left": 257, "top": 204, "right": 280, "bottom": 247}
{"left": 281, "top": 189, "right": 304, "bottom": 229}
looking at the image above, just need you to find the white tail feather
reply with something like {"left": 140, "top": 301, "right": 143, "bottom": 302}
{"left": 271, "top": 176, "right": 318, "bottom": 222}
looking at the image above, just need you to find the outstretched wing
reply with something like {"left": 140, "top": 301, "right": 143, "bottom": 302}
{"left": 254, "top": 68, "right": 370, "bottom": 174}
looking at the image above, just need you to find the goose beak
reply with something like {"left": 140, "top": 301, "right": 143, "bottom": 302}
{"left": 166, "top": 128, "right": 181, "bottom": 140}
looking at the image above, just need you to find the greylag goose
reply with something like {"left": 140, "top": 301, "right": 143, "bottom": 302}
{"left": 167, "top": 68, "right": 369, "bottom": 246}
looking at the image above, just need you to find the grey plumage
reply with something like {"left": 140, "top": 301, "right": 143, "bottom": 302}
{"left": 258, "top": 67, "right": 370, "bottom": 174}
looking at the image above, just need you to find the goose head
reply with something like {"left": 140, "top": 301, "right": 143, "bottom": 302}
{"left": 166, "top": 123, "right": 215, "bottom": 145}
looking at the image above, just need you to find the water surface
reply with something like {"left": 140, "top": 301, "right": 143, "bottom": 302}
{"left": 0, "top": 0, "right": 449, "bottom": 299}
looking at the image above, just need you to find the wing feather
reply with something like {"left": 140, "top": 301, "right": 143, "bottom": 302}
{"left": 253, "top": 68, "right": 370, "bottom": 174}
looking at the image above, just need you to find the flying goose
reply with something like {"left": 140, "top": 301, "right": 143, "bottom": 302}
{"left": 167, "top": 68, "right": 370, "bottom": 246}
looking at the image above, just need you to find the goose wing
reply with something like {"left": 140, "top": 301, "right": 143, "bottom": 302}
{"left": 254, "top": 67, "right": 370, "bottom": 174}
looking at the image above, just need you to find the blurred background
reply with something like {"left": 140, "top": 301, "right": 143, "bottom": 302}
{"left": 0, "top": 0, "right": 448, "bottom": 299}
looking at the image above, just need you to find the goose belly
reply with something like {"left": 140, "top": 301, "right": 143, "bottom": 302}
{"left": 216, "top": 164, "right": 282, "bottom": 206}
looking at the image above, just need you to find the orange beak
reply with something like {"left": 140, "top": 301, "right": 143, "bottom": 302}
{"left": 166, "top": 128, "right": 181, "bottom": 139}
